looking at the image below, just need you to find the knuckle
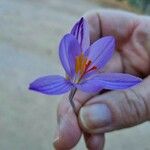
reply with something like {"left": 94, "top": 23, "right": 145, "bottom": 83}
{"left": 121, "top": 89, "right": 149, "bottom": 126}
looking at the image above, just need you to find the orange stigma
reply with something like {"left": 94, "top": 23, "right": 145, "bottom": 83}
{"left": 75, "top": 54, "right": 97, "bottom": 80}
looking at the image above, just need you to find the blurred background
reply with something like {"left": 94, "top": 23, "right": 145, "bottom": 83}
{"left": 0, "top": 0, "right": 150, "bottom": 150}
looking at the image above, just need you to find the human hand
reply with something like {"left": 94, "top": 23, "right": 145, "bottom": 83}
{"left": 53, "top": 9, "right": 150, "bottom": 150}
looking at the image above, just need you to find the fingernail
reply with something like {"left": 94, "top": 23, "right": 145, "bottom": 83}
{"left": 80, "top": 104, "right": 112, "bottom": 130}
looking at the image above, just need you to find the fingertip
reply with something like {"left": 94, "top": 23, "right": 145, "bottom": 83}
{"left": 83, "top": 10, "right": 102, "bottom": 43}
{"left": 53, "top": 111, "right": 82, "bottom": 150}
{"left": 84, "top": 133, "right": 105, "bottom": 150}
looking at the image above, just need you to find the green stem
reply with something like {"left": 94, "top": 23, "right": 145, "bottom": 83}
{"left": 69, "top": 88, "right": 77, "bottom": 115}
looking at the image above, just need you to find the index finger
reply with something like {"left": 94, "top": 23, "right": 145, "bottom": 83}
{"left": 84, "top": 9, "right": 139, "bottom": 45}
{"left": 53, "top": 91, "right": 95, "bottom": 150}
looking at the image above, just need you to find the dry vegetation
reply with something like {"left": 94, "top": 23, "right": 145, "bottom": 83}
{"left": 92, "top": 0, "right": 140, "bottom": 13}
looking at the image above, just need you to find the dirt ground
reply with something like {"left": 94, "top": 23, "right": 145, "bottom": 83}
{"left": 0, "top": 0, "right": 150, "bottom": 149}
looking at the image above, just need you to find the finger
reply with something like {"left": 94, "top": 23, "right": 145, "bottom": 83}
{"left": 84, "top": 10, "right": 142, "bottom": 76}
{"left": 53, "top": 91, "right": 95, "bottom": 149}
{"left": 53, "top": 98, "right": 80, "bottom": 150}
{"left": 85, "top": 10, "right": 150, "bottom": 77}
{"left": 84, "top": 133, "right": 105, "bottom": 150}
{"left": 79, "top": 76, "right": 150, "bottom": 134}
{"left": 84, "top": 9, "right": 139, "bottom": 45}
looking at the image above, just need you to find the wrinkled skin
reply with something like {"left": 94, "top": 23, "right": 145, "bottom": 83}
{"left": 53, "top": 9, "right": 150, "bottom": 150}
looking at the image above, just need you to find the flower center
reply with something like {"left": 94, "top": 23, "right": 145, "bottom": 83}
{"left": 75, "top": 53, "right": 97, "bottom": 81}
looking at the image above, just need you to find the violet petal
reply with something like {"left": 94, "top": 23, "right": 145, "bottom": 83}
{"left": 94, "top": 73, "right": 142, "bottom": 89}
{"left": 86, "top": 36, "right": 115, "bottom": 69}
{"left": 29, "top": 75, "right": 72, "bottom": 95}
{"left": 71, "top": 17, "right": 90, "bottom": 52}
{"left": 75, "top": 73, "right": 142, "bottom": 93}
{"left": 74, "top": 81, "right": 102, "bottom": 93}
{"left": 59, "top": 34, "right": 81, "bottom": 77}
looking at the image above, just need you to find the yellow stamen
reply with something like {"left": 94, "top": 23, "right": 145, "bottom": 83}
{"left": 75, "top": 53, "right": 87, "bottom": 74}
{"left": 78, "top": 54, "right": 83, "bottom": 71}
{"left": 75, "top": 56, "right": 80, "bottom": 73}
{"left": 75, "top": 53, "right": 97, "bottom": 79}
{"left": 80, "top": 56, "right": 87, "bottom": 74}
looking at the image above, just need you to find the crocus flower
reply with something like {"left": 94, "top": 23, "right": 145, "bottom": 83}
{"left": 29, "top": 17, "right": 142, "bottom": 95}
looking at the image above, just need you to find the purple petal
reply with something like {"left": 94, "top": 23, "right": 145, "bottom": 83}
{"left": 59, "top": 34, "right": 81, "bottom": 77}
{"left": 86, "top": 36, "right": 115, "bottom": 69}
{"left": 71, "top": 17, "right": 90, "bottom": 52}
{"left": 29, "top": 75, "right": 72, "bottom": 95}
{"left": 93, "top": 73, "right": 142, "bottom": 89}
{"left": 74, "top": 81, "right": 102, "bottom": 93}
{"left": 75, "top": 73, "right": 142, "bottom": 93}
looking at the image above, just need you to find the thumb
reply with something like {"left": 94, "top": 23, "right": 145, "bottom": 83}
{"left": 79, "top": 76, "right": 150, "bottom": 134}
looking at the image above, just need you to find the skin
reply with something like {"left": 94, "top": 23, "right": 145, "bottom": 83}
{"left": 53, "top": 9, "right": 150, "bottom": 150}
